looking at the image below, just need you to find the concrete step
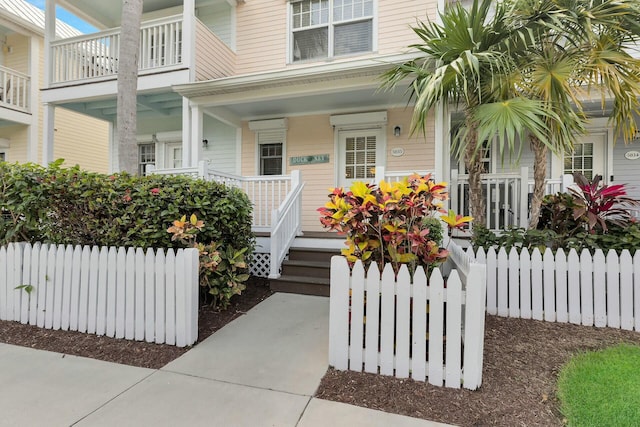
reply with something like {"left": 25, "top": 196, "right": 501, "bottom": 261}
{"left": 270, "top": 275, "right": 330, "bottom": 297}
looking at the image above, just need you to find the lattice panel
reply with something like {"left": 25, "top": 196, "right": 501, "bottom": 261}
{"left": 250, "top": 253, "right": 271, "bottom": 278}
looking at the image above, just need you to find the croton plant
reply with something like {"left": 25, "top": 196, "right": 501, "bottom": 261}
{"left": 318, "top": 173, "right": 472, "bottom": 273}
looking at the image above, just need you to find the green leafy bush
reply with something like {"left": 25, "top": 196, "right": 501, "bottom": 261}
{"left": 168, "top": 214, "right": 250, "bottom": 309}
{"left": 0, "top": 160, "right": 255, "bottom": 256}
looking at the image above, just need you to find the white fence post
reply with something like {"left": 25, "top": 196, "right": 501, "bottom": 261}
{"left": 463, "top": 262, "right": 487, "bottom": 390}
{"left": 561, "top": 173, "right": 574, "bottom": 191}
{"left": 374, "top": 166, "right": 385, "bottom": 183}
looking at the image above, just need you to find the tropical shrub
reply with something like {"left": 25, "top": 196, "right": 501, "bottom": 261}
{"left": 474, "top": 174, "right": 640, "bottom": 253}
{"left": 0, "top": 160, "right": 254, "bottom": 256}
{"left": 168, "top": 214, "right": 250, "bottom": 308}
{"left": 318, "top": 174, "right": 471, "bottom": 273}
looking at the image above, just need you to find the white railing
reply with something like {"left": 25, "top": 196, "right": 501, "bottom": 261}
{"left": 50, "top": 14, "right": 183, "bottom": 84}
{"left": 0, "top": 242, "right": 199, "bottom": 347}
{"left": 0, "top": 66, "right": 29, "bottom": 112}
{"left": 151, "top": 161, "right": 304, "bottom": 279}
{"left": 329, "top": 239, "right": 487, "bottom": 390}
{"left": 374, "top": 167, "right": 434, "bottom": 183}
{"left": 269, "top": 171, "right": 304, "bottom": 278}
{"left": 471, "top": 246, "right": 640, "bottom": 331}
{"left": 450, "top": 168, "right": 530, "bottom": 232}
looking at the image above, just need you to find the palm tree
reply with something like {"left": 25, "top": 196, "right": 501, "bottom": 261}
{"left": 380, "top": 0, "right": 556, "bottom": 227}
{"left": 504, "top": 0, "right": 640, "bottom": 228}
{"left": 117, "top": 0, "right": 143, "bottom": 174}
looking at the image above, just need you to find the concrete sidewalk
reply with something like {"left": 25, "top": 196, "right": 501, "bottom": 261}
{"left": 0, "top": 293, "right": 455, "bottom": 427}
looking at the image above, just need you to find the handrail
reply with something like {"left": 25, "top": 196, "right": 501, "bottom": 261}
{"left": 0, "top": 66, "right": 29, "bottom": 80}
{"left": 269, "top": 177, "right": 305, "bottom": 279}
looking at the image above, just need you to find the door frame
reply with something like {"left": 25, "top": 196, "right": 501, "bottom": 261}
{"left": 334, "top": 126, "right": 386, "bottom": 188}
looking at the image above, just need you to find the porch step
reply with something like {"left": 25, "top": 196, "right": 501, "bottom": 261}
{"left": 270, "top": 247, "right": 342, "bottom": 297}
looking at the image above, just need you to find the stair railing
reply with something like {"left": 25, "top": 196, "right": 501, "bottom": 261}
{"left": 269, "top": 170, "right": 304, "bottom": 279}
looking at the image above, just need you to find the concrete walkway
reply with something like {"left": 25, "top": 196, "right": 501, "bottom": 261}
{"left": 0, "top": 293, "right": 454, "bottom": 427}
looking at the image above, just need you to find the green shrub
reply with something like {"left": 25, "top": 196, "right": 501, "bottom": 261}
{"left": 168, "top": 214, "right": 250, "bottom": 309}
{"left": 0, "top": 160, "right": 255, "bottom": 256}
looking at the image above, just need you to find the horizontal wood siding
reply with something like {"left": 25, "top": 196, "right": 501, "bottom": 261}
{"left": 377, "top": 1, "right": 438, "bottom": 55}
{"left": 195, "top": 19, "right": 236, "bottom": 81}
{"left": 612, "top": 139, "right": 640, "bottom": 200}
{"left": 235, "top": 1, "right": 288, "bottom": 74}
{"left": 54, "top": 108, "right": 110, "bottom": 173}
{"left": 385, "top": 108, "right": 436, "bottom": 173}
{"left": 202, "top": 117, "right": 237, "bottom": 174}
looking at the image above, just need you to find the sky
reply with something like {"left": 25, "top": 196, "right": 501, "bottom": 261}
{"left": 25, "top": 0, "right": 98, "bottom": 34}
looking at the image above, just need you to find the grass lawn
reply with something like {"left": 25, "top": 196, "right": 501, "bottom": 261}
{"left": 557, "top": 343, "right": 640, "bottom": 427}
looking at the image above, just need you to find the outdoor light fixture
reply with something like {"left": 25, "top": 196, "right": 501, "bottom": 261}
{"left": 202, "top": 139, "right": 209, "bottom": 147}
{"left": 394, "top": 126, "right": 402, "bottom": 137}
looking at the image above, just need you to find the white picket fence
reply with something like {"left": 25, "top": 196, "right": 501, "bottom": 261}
{"left": 0, "top": 242, "right": 199, "bottom": 347}
{"left": 329, "top": 248, "right": 487, "bottom": 390}
{"left": 475, "top": 247, "right": 640, "bottom": 331}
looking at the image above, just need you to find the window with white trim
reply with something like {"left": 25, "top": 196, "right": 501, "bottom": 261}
{"left": 258, "top": 130, "right": 285, "bottom": 175}
{"left": 564, "top": 142, "right": 594, "bottom": 180}
{"left": 290, "top": 0, "right": 374, "bottom": 62}
{"left": 138, "top": 143, "right": 156, "bottom": 175}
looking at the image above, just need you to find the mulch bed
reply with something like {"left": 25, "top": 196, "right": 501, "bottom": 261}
{"left": 0, "top": 277, "right": 273, "bottom": 369}
{"left": 3, "top": 281, "right": 640, "bottom": 426}
{"left": 316, "top": 315, "right": 640, "bottom": 427}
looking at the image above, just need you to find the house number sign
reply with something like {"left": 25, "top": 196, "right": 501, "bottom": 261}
{"left": 625, "top": 151, "right": 640, "bottom": 160}
{"left": 290, "top": 154, "right": 330, "bottom": 166}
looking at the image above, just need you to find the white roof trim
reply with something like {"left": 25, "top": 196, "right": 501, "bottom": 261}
{"left": 0, "top": 0, "right": 82, "bottom": 38}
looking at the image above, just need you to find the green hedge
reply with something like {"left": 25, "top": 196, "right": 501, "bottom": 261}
{"left": 0, "top": 160, "right": 254, "bottom": 255}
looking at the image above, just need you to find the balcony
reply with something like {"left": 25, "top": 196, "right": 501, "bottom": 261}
{"left": 0, "top": 66, "right": 30, "bottom": 113}
{"left": 49, "top": 13, "right": 236, "bottom": 87}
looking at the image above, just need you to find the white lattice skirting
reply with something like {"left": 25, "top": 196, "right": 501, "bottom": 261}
{"left": 250, "top": 253, "right": 271, "bottom": 278}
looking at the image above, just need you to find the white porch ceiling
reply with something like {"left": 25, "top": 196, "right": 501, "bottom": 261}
{"left": 56, "top": 0, "right": 227, "bottom": 29}
{"left": 61, "top": 91, "right": 183, "bottom": 121}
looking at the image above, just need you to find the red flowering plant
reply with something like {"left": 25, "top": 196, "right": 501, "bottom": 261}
{"left": 318, "top": 174, "right": 472, "bottom": 274}
{"left": 570, "top": 173, "right": 640, "bottom": 233}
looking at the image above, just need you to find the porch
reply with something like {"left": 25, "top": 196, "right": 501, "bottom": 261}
{"left": 152, "top": 162, "right": 572, "bottom": 292}
{"left": 47, "top": 12, "right": 235, "bottom": 87}
{"left": 0, "top": 65, "right": 30, "bottom": 114}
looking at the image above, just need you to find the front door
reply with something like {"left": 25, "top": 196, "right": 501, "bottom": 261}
{"left": 564, "top": 131, "right": 607, "bottom": 181}
{"left": 338, "top": 129, "right": 384, "bottom": 188}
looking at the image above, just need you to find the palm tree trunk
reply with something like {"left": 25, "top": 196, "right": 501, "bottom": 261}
{"left": 528, "top": 135, "right": 548, "bottom": 229}
{"left": 464, "top": 117, "right": 486, "bottom": 227}
{"left": 117, "top": 0, "right": 143, "bottom": 174}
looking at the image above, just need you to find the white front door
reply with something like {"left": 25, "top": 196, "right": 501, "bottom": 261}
{"left": 563, "top": 131, "right": 607, "bottom": 181}
{"left": 338, "top": 129, "right": 385, "bottom": 188}
{"left": 166, "top": 143, "right": 183, "bottom": 169}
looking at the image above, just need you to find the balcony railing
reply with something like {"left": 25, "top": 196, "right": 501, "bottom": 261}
{"left": 0, "top": 66, "right": 30, "bottom": 112}
{"left": 50, "top": 14, "right": 184, "bottom": 85}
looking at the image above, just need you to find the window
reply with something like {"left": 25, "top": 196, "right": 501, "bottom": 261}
{"left": 291, "top": 0, "right": 374, "bottom": 62}
{"left": 564, "top": 142, "right": 594, "bottom": 180}
{"left": 138, "top": 144, "right": 156, "bottom": 175}
{"left": 260, "top": 143, "right": 283, "bottom": 175}
{"left": 344, "top": 135, "right": 376, "bottom": 180}
{"left": 0, "top": 152, "right": 5, "bottom": 162}
{"left": 459, "top": 140, "right": 493, "bottom": 174}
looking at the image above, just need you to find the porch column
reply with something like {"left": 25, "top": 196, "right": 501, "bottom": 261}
{"left": 183, "top": 0, "right": 195, "bottom": 80}
{"left": 182, "top": 97, "right": 192, "bottom": 167}
{"left": 27, "top": 35, "right": 40, "bottom": 162}
{"left": 434, "top": 102, "right": 450, "bottom": 184}
{"left": 42, "top": 103, "right": 55, "bottom": 165}
{"left": 191, "top": 104, "right": 203, "bottom": 167}
{"left": 43, "top": 0, "right": 56, "bottom": 86}
{"left": 108, "top": 121, "right": 119, "bottom": 173}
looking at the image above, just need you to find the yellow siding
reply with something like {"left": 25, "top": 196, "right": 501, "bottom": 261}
{"left": 195, "top": 19, "right": 236, "bottom": 81}
{"left": 1, "top": 36, "right": 109, "bottom": 172}
{"left": 235, "top": 0, "right": 287, "bottom": 74}
{"left": 385, "top": 108, "right": 436, "bottom": 173}
{"left": 234, "top": 1, "right": 440, "bottom": 75}
{"left": 53, "top": 108, "right": 110, "bottom": 173}
{"left": 241, "top": 108, "right": 436, "bottom": 231}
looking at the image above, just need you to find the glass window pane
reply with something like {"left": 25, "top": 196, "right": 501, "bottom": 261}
{"left": 346, "top": 152, "right": 355, "bottom": 164}
{"left": 346, "top": 166, "right": 354, "bottom": 179}
{"left": 293, "top": 27, "right": 328, "bottom": 61}
{"left": 574, "top": 144, "right": 583, "bottom": 156}
{"left": 334, "top": 20, "right": 372, "bottom": 56}
{"left": 583, "top": 143, "right": 593, "bottom": 155}
{"left": 356, "top": 151, "right": 365, "bottom": 164}
{"left": 346, "top": 137, "right": 354, "bottom": 150}
{"left": 356, "top": 165, "right": 365, "bottom": 178}
{"left": 355, "top": 137, "right": 365, "bottom": 150}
